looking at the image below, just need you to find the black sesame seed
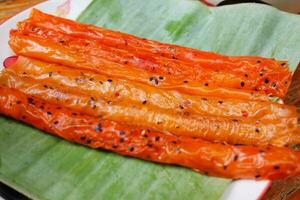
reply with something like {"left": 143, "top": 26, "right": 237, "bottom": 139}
{"left": 129, "top": 147, "right": 134, "bottom": 152}
{"left": 142, "top": 100, "right": 147, "bottom": 105}
{"left": 155, "top": 136, "right": 160, "bottom": 141}
{"left": 27, "top": 98, "right": 34, "bottom": 104}
{"left": 87, "top": 139, "right": 92, "bottom": 144}
{"left": 183, "top": 80, "right": 188, "bottom": 83}
{"left": 240, "top": 82, "right": 245, "bottom": 87}
{"left": 264, "top": 79, "right": 269, "bottom": 84}
{"left": 171, "top": 141, "right": 177, "bottom": 144}
{"left": 255, "top": 174, "right": 261, "bottom": 178}
{"left": 53, "top": 121, "right": 59, "bottom": 125}
{"left": 235, "top": 144, "right": 244, "bottom": 146}
{"left": 204, "top": 83, "right": 209, "bottom": 86}
{"left": 273, "top": 165, "right": 280, "bottom": 170}
{"left": 223, "top": 165, "right": 228, "bottom": 170}
{"left": 201, "top": 98, "right": 208, "bottom": 101}
{"left": 48, "top": 72, "right": 53, "bottom": 77}
{"left": 232, "top": 119, "right": 239, "bottom": 122}
{"left": 95, "top": 124, "right": 102, "bottom": 132}
{"left": 89, "top": 78, "right": 94, "bottom": 81}
{"left": 255, "top": 128, "right": 260, "bottom": 133}
{"left": 159, "top": 76, "right": 164, "bottom": 80}
{"left": 143, "top": 134, "right": 148, "bottom": 138}
{"left": 271, "top": 82, "right": 277, "bottom": 88}
{"left": 47, "top": 111, "right": 52, "bottom": 115}
{"left": 16, "top": 100, "right": 21, "bottom": 104}
{"left": 99, "top": 81, "right": 103, "bottom": 84}
{"left": 147, "top": 143, "right": 153, "bottom": 147}
{"left": 218, "top": 100, "right": 223, "bottom": 104}
{"left": 149, "top": 77, "right": 159, "bottom": 84}
{"left": 107, "top": 79, "right": 112, "bottom": 82}
{"left": 112, "top": 144, "right": 118, "bottom": 149}
{"left": 119, "top": 138, "right": 125, "bottom": 143}
{"left": 233, "top": 155, "right": 238, "bottom": 161}
{"left": 43, "top": 85, "right": 48, "bottom": 88}
{"left": 281, "top": 63, "right": 286, "bottom": 66}
{"left": 72, "top": 112, "right": 78, "bottom": 116}
{"left": 80, "top": 136, "right": 86, "bottom": 140}
{"left": 244, "top": 74, "right": 248, "bottom": 78}
{"left": 119, "top": 131, "right": 125, "bottom": 136}
{"left": 179, "top": 105, "right": 184, "bottom": 109}
{"left": 257, "top": 60, "right": 261, "bottom": 63}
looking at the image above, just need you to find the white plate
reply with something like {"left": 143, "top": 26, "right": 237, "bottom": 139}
{"left": 0, "top": 0, "right": 271, "bottom": 199}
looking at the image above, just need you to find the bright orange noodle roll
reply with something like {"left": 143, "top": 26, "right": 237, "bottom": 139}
{"left": 9, "top": 30, "right": 269, "bottom": 102}
{"left": 8, "top": 56, "right": 296, "bottom": 121}
{"left": 1, "top": 86, "right": 300, "bottom": 180}
{"left": 11, "top": 10, "right": 291, "bottom": 97}
{"left": 0, "top": 68, "right": 299, "bottom": 147}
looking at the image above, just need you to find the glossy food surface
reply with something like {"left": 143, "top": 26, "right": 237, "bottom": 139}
{"left": 1, "top": 87, "right": 300, "bottom": 180}
{"left": 1, "top": 62, "right": 299, "bottom": 147}
{"left": 0, "top": 1, "right": 298, "bottom": 196}
{"left": 9, "top": 9, "right": 293, "bottom": 99}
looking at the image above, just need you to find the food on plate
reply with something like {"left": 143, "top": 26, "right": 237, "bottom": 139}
{"left": 1, "top": 9, "right": 299, "bottom": 180}
{"left": 1, "top": 66, "right": 299, "bottom": 147}
{"left": 9, "top": 9, "right": 292, "bottom": 99}
{"left": 8, "top": 31, "right": 271, "bottom": 102}
{"left": 1, "top": 86, "right": 300, "bottom": 180}
{"left": 7, "top": 57, "right": 297, "bottom": 121}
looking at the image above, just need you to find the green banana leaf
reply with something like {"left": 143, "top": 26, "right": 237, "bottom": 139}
{"left": 1, "top": 0, "right": 300, "bottom": 200}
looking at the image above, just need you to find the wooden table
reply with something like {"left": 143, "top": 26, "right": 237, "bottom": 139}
{"left": 1, "top": 0, "right": 300, "bottom": 200}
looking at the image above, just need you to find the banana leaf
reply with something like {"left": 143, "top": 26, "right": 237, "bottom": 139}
{"left": 1, "top": 0, "right": 300, "bottom": 199}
